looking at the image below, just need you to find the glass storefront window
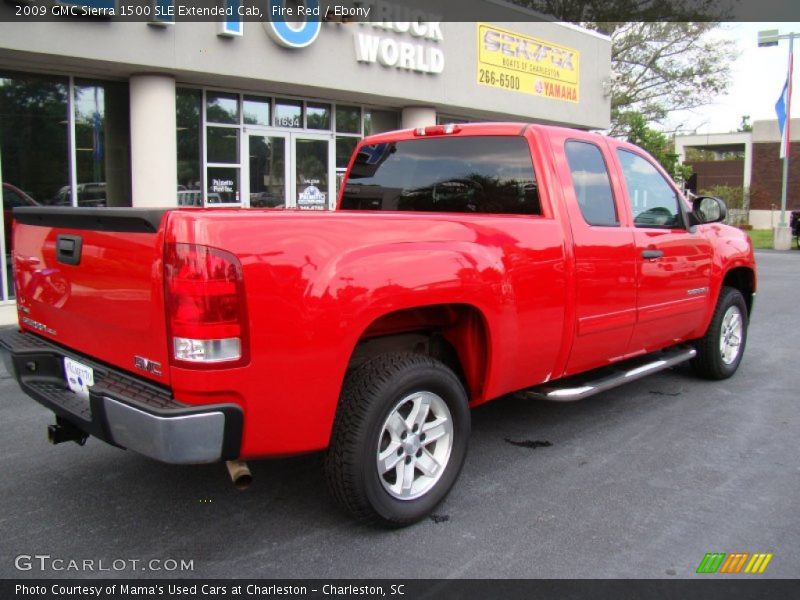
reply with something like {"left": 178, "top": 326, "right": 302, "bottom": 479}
{"left": 336, "top": 105, "right": 361, "bottom": 134}
{"left": 243, "top": 96, "right": 271, "bottom": 126}
{"left": 74, "top": 80, "right": 130, "bottom": 208}
{"left": 206, "top": 91, "right": 239, "bottom": 124}
{"left": 437, "top": 115, "right": 469, "bottom": 125}
{"left": 207, "top": 126, "right": 239, "bottom": 164}
{"left": 274, "top": 99, "right": 302, "bottom": 128}
{"left": 0, "top": 72, "right": 69, "bottom": 208}
{"left": 207, "top": 167, "right": 239, "bottom": 204}
{"left": 306, "top": 103, "right": 331, "bottom": 130}
{"left": 1, "top": 72, "right": 70, "bottom": 299}
{"left": 336, "top": 136, "right": 358, "bottom": 169}
{"left": 363, "top": 109, "right": 399, "bottom": 136}
{"left": 176, "top": 88, "right": 201, "bottom": 204}
{"left": 248, "top": 135, "right": 286, "bottom": 208}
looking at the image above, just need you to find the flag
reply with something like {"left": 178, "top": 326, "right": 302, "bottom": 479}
{"left": 775, "top": 51, "right": 793, "bottom": 159}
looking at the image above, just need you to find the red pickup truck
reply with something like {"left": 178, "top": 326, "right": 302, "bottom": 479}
{"left": 1, "top": 123, "right": 756, "bottom": 526}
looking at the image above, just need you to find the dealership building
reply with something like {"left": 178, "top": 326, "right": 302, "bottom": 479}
{"left": 0, "top": 4, "right": 611, "bottom": 324}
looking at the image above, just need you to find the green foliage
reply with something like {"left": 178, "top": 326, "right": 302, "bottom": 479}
{"left": 685, "top": 148, "right": 745, "bottom": 161}
{"left": 685, "top": 148, "right": 717, "bottom": 162}
{"left": 698, "top": 184, "right": 746, "bottom": 210}
{"left": 738, "top": 115, "right": 752, "bottom": 132}
{"left": 622, "top": 113, "right": 691, "bottom": 182}
{"left": 747, "top": 229, "right": 773, "bottom": 249}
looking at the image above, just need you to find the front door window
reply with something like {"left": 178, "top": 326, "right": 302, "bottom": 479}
{"left": 617, "top": 150, "right": 682, "bottom": 228}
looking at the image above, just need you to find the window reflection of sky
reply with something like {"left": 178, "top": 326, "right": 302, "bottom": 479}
{"left": 74, "top": 85, "right": 104, "bottom": 123}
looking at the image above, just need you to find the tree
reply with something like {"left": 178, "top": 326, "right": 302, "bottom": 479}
{"left": 738, "top": 115, "right": 752, "bottom": 132}
{"left": 623, "top": 112, "right": 691, "bottom": 182}
{"left": 515, "top": 0, "right": 733, "bottom": 23}
{"left": 595, "top": 22, "right": 737, "bottom": 135}
{"left": 515, "top": 3, "right": 737, "bottom": 136}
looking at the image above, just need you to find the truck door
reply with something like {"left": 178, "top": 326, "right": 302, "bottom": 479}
{"left": 612, "top": 148, "right": 713, "bottom": 354}
{"left": 560, "top": 139, "right": 638, "bottom": 375}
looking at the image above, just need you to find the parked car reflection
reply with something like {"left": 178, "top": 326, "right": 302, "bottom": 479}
{"left": 52, "top": 182, "right": 107, "bottom": 207}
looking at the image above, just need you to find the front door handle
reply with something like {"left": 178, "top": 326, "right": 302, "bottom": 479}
{"left": 642, "top": 249, "right": 664, "bottom": 260}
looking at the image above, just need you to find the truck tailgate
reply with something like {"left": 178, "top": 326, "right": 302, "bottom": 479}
{"left": 12, "top": 208, "right": 170, "bottom": 386}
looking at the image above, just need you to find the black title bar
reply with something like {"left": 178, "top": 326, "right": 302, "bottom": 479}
{"left": 1, "top": 0, "right": 800, "bottom": 23}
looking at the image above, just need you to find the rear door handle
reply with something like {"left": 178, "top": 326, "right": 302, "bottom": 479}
{"left": 642, "top": 249, "right": 664, "bottom": 260}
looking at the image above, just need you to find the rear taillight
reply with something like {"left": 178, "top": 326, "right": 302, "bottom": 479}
{"left": 164, "top": 243, "right": 249, "bottom": 367}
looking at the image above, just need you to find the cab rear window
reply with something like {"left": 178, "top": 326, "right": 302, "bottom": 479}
{"left": 340, "top": 136, "right": 541, "bottom": 215}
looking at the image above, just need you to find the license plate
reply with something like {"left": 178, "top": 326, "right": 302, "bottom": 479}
{"left": 64, "top": 357, "right": 94, "bottom": 400}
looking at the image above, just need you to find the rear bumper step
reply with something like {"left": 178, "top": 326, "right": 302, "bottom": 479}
{"left": 0, "top": 328, "right": 243, "bottom": 464}
{"left": 520, "top": 346, "right": 697, "bottom": 402}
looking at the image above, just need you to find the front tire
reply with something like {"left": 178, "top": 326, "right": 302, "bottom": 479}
{"left": 692, "top": 286, "right": 748, "bottom": 380}
{"left": 324, "top": 353, "right": 470, "bottom": 527}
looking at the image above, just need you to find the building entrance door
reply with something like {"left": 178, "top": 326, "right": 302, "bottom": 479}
{"left": 243, "top": 130, "right": 333, "bottom": 209}
{"left": 243, "top": 132, "right": 289, "bottom": 208}
{"left": 292, "top": 133, "right": 334, "bottom": 210}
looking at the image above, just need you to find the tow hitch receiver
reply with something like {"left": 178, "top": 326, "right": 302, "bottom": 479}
{"left": 48, "top": 417, "right": 88, "bottom": 446}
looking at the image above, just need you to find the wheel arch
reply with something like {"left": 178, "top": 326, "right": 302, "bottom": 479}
{"left": 344, "top": 303, "right": 492, "bottom": 405}
{"left": 722, "top": 266, "right": 756, "bottom": 316}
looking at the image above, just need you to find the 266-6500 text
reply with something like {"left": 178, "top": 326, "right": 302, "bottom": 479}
{"left": 478, "top": 69, "right": 521, "bottom": 90}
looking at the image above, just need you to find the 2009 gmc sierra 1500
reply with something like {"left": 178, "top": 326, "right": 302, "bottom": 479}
{"left": 1, "top": 123, "right": 756, "bottom": 526}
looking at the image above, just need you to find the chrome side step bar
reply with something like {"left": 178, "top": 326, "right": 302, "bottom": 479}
{"left": 520, "top": 346, "right": 697, "bottom": 402}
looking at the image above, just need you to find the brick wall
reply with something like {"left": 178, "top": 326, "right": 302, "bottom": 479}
{"left": 750, "top": 143, "right": 800, "bottom": 210}
{"left": 685, "top": 159, "right": 744, "bottom": 191}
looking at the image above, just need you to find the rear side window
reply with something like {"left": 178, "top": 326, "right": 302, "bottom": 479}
{"left": 340, "top": 136, "right": 541, "bottom": 215}
{"left": 564, "top": 141, "right": 618, "bottom": 226}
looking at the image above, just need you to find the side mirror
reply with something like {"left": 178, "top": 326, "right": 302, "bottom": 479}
{"left": 691, "top": 196, "right": 727, "bottom": 225}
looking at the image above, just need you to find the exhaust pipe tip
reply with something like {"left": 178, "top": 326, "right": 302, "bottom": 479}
{"left": 225, "top": 460, "right": 252, "bottom": 491}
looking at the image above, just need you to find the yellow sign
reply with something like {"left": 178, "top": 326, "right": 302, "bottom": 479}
{"left": 476, "top": 24, "right": 580, "bottom": 103}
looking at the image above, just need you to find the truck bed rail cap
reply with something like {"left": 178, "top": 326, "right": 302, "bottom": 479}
{"left": 13, "top": 207, "right": 169, "bottom": 234}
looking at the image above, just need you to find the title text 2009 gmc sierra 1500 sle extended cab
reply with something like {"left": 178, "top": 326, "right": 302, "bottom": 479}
{"left": 1, "top": 123, "right": 756, "bottom": 526}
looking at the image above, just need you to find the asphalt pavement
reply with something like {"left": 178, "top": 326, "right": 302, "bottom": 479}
{"left": 1, "top": 250, "right": 798, "bottom": 579}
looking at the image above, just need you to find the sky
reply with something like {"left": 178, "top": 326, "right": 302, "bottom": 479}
{"left": 665, "top": 22, "right": 800, "bottom": 135}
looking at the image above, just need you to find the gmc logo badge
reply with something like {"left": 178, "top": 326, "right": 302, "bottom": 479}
{"left": 134, "top": 356, "right": 163, "bottom": 377}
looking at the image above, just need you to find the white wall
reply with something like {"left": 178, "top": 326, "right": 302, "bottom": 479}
{"left": 129, "top": 74, "right": 177, "bottom": 207}
{"left": 0, "top": 304, "right": 17, "bottom": 327}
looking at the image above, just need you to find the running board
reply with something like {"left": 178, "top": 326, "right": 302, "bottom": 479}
{"left": 520, "top": 346, "right": 697, "bottom": 402}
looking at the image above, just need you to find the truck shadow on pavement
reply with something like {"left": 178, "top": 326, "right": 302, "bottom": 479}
{"left": 2, "top": 365, "right": 720, "bottom": 578}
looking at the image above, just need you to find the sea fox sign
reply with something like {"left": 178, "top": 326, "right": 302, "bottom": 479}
{"left": 477, "top": 23, "right": 580, "bottom": 102}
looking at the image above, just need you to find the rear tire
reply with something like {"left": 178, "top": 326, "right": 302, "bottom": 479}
{"left": 691, "top": 286, "right": 748, "bottom": 380}
{"left": 324, "top": 352, "right": 470, "bottom": 527}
